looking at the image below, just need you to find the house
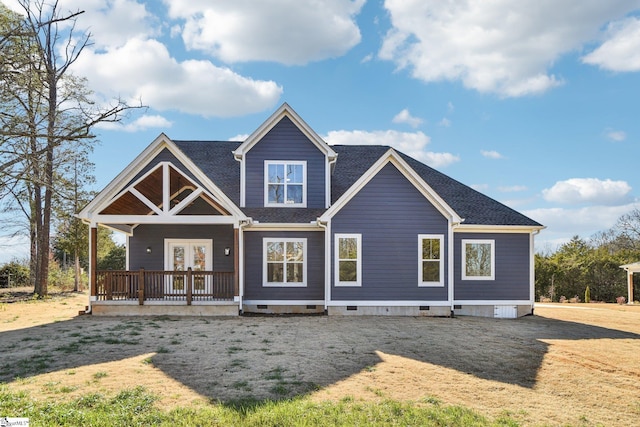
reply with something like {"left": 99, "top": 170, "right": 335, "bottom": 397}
{"left": 78, "top": 103, "right": 544, "bottom": 318}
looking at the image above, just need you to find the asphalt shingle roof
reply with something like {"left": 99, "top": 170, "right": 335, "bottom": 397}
{"left": 173, "top": 140, "right": 541, "bottom": 227}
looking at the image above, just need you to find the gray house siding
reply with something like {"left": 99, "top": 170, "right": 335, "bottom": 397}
{"left": 128, "top": 224, "right": 235, "bottom": 272}
{"left": 330, "top": 163, "right": 449, "bottom": 301}
{"left": 245, "top": 117, "right": 326, "bottom": 208}
{"left": 243, "top": 230, "right": 325, "bottom": 300}
{"left": 453, "top": 232, "right": 531, "bottom": 301}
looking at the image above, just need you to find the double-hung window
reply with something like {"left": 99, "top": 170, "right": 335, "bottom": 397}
{"left": 335, "top": 234, "right": 361, "bottom": 286}
{"left": 265, "top": 161, "right": 306, "bottom": 207}
{"left": 419, "top": 234, "right": 444, "bottom": 286}
{"left": 264, "top": 238, "right": 307, "bottom": 286}
{"left": 462, "top": 239, "right": 495, "bottom": 280}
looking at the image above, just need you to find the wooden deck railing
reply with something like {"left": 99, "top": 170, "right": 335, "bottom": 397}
{"left": 96, "top": 269, "right": 235, "bottom": 304}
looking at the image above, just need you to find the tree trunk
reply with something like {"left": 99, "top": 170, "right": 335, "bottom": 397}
{"left": 74, "top": 249, "right": 81, "bottom": 292}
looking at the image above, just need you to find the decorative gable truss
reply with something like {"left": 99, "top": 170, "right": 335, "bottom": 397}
{"left": 79, "top": 134, "right": 245, "bottom": 232}
{"left": 99, "top": 162, "right": 230, "bottom": 220}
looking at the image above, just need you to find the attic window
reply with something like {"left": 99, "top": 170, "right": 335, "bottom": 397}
{"left": 264, "top": 161, "right": 306, "bottom": 207}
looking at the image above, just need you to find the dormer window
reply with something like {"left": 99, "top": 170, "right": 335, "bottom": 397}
{"left": 264, "top": 161, "right": 306, "bottom": 207}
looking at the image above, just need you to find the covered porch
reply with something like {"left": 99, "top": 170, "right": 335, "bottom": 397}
{"left": 78, "top": 139, "right": 248, "bottom": 315}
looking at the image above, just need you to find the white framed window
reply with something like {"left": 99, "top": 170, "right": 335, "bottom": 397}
{"left": 419, "top": 234, "right": 444, "bottom": 287}
{"left": 263, "top": 238, "right": 307, "bottom": 287}
{"left": 462, "top": 239, "right": 495, "bottom": 280}
{"left": 335, "top": 234, "right": 362, "bottom": 287}
{"left": 264, "top": 161, "right": 306, "bottom": 207}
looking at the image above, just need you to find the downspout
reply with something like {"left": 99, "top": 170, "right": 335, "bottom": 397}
{"left": 317, "top": 219, "right": 330, "bottom": 313}
{"left": 237, "top": 218, "right": 252, "bottom": 314}
{"left": 531, "top": 228, "right": 542, "bottom": 315}
{"left": 449, "top": 219, "right": 464, "bottom": 317}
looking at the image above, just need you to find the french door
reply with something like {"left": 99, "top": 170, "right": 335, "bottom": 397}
{"left": 165, "top": 239, "right": 212, "bottom": 292}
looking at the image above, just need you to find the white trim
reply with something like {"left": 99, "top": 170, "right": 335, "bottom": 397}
{"left": 448, "top": 222, "right": 455, "bottom": 306}
{"left": 168, "top": 188, "right": 203, "bottom": 216}
{"left": 264, "top": 160, "right": 307, "bottom": 207}
{"left": 243, "top": 300, "right": 325, "bottom": 306}
{"left": 263, "top": 237, "right": 308, "bottom": 287}
{"left": 162, "top": 161, "right": 170, "bottom": 213}
{"left": 320, "top": 149, "right": 461, "bottom": 224}
{"left": 232, "top": 103, "right": 337, "bottom": 160}
{"left": 244, "top": 223, "right": 323, "bottom": 231}
{"left": 461, "top": 239, "right": 495, "bottom": 280}
{"left": 88, "top": 215, "right": 237, "bottom": 225}
{"left": 328, "top": 300, "right": 451, "bottom": 307}
{"left": 239, "top": 154, "right": 246, "bottom": 207}
{"left": 164, "top": 239, "right": 213, "bottom": 271}
{"left": 529, "top": 232, "right": 535, "bottom": 304}
{"left": 129, "top": 187, "right": 163, "bottom": 215}
{"left": 78, "top": 134, "right": 246, "bottom": 223}
{"left": 454, "top": 300, "right": 532, "bottom": 305}
{"left": 335, "top": 233, "right": 362, "bottom": 287}
{"left": 418, "top": 234, "right": 444, "bottom": 287}
{"left": 454, "top": 224, "right": 545, "bottom": 233}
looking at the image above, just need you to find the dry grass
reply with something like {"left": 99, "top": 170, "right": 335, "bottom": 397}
{"left": 1, "top": 291, "right": 639, "bottom": 426}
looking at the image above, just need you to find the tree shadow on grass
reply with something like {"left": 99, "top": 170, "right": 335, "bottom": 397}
{"left": 0, "top": 313, "right": 638, "bottom": 402}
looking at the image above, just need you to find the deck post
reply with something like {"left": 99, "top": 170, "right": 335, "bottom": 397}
{"left": 90, "top": 225, "right": 97, "bottom": 299}
{"left": 187, "top": 268, "right": 192, "bottom": 305}
{"left": 138, "top": 268, "right": 145, "bottom": 305}
{"left": 234, "top": 228, "right": 239, "bottom": 297}
{"left": 629, "top": 272, "right": 634, "bottom": 305}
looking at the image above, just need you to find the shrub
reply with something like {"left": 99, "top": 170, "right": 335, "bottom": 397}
{"left": 584, "top": 286, "right": 591, "bottom": 303}
{"left": 616, "top": 296, "right": 626, "bottom": 305}
{"left": 0, "top": 260, "right": 30, "bottom": 287}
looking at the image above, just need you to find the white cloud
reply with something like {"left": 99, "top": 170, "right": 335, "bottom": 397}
{"left": 542, "top": 178, "right": 632, "bottom": 205}
{"left": 526, "top": 202, "right": 640, "bottom": 250}
{"left": 606, "top": 129, "right": 627, "bottom": 141}
{"left": 73, "top": 38, "right": 282, "bottom": 118}
{"left": 324, "top": 129, "right": 459, "bottom": 168}
{"left": 229, "top": 134, "right": 249, "bottom": 142}
{"left": 447, "top": 102, "right": 455, "bottom": 113}
{"left": 481, "top": 150, "right": 503, "bottom": 159}
{"left": 96, "top": 114, "right": 173, "bottom": 132}
{"left": 392, "top": 109, "right": 423, "bottom": 128}
{"left": 582, "top": 17, "right": 640, "bottom": 72}
{"left": 165, "top": 0, "right": 364, "bottom": 65}
{"left": 438, "top": 118, "right": 451, "bottom": 127}
{"left": 379, "top": 1, "right": 638, "bottom": 97}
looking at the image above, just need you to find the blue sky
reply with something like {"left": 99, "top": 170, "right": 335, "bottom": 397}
{"left": 2, "top": 0, "right": 640, "bottom": 262}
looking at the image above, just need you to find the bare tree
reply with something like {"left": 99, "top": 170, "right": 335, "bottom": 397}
{"left": 0, "top": 1, "right": 143, "bottom": 296}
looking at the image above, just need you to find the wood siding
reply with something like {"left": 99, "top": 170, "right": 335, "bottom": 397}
{"left": 129, "top": 224, "right": 235, "bottom": 271}
{"left": 125, "top": 148, "right": 205, "bottom": 190}
{"left": 243, "top": 230, "right": 325, "bottom": 300}
{"left": 453, "top": 232, "right": 531, "bottom": 300}
{"left": 331, "top": 163, "right": 449, "bottom": 301}
{"left": 245, "top": 117, "right": 326, "bottom": 208}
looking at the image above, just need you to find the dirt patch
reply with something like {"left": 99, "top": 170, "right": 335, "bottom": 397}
{"left": 1, "top": 294, "right": 639, "bottom": 426}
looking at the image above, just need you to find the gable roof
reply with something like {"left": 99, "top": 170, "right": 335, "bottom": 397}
{"left": 329, "top": 145, "right": 541, "bottom": 227}
{"left": 173, "top": 140, "right": 242, "bottom": 206}
{"left": 78, "top": 134, "right": 245, "bottom": 227}
{"left": 322, "top": 147, "right": 462, "bottom": 223}
{"left": 174, "top": 140, "right": 541, "bottom": 227}
{"left": 232, "top": 102, "right": 337, "bottom": 161}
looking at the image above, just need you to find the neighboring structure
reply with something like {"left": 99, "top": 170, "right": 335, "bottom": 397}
{"left": 619, "top": 262, "right": 639, "bottom": 304}
{"left": 78, "top": 103, "right": 544, "bottom": 318}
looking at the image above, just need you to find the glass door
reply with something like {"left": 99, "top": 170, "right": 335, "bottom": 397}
{"left": 166, "top": 240, "right": 212, "bottom": 293}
